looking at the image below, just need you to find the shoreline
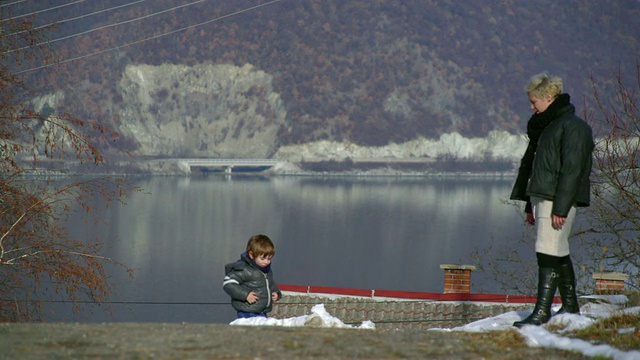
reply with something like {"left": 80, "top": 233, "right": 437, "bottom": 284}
{"left": 40, "top": 157, "right": 519, "bottom": 178}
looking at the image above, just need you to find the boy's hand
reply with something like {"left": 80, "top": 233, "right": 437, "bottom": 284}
{"left": 246, "top": 291, "right": 258, "bottom": 304}
{"left": 271, "top": 292, "right": 279, "bottom": 301}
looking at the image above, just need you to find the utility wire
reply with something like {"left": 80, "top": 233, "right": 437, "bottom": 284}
{"left": 12, "top": 0, "right": 147, "bottom": 33}
{"left": 14, "top": 0, "right": 283, "bottom": 75}
{"left": 37, "top": 300, "right": 231, "bottom": 305}
{"left": 4, "top": 0, "right": 85, "bottom": 21}
{"left": 13, "top": 299, "right": 481, "bottom": 325}
{"left": 0, "top": 0, "right": 29, "bottom": 9}
{"left": 6, "top": 299, "right": 488, "bottom": 325}
{"left": 3, "top": 0, "right": 147, "bottom": 44}
{"left": 7, "top": 0, "right": 206, "bottom": 55}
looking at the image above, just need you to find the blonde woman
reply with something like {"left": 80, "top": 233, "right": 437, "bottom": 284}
{"left": 510, "top": 73, "right": 594, "bottom": 327}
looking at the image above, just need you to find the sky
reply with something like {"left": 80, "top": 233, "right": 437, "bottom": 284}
{"left": 231, "top": 295, "right": 640, "bottom": 360}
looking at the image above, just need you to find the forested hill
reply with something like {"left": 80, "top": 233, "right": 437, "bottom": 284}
{"left": 16, "top": 0, "right": 640, "bottom": 155}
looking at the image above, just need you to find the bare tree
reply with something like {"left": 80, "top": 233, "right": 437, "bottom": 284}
{"left": 578, "top": 64, "right": 640, "bottom": 291}
{"left": 1, "top": 9, "right": 135, "bottom": 321}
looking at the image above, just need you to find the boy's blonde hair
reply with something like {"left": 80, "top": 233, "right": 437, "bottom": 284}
{"left": 526, "top": 73, "right": 563, "bottom": 99}
{"left": 246, "top": 234, "right": 275, "bottom": 257}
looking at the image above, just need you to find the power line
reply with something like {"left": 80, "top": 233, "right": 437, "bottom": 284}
{"left": 36, "top": 299, "right": 231, "bottom": 306}
{"left": 4, "top": 0, "right": 85, "bottom": 21}
{"left": 7, "top": 0, "right": 206, "bottom": 55}
{"left": 21, "top": 0, "right": 148, "bottom": 33}
{"left": 15, "top": 0, "right": 284, "bottom": 75}
{"left": 4, "top": 0, "right": 147, "bottom": 45}
{"left": 6, "top": 299, "right": 484, "bottom": 325}
{"left": 0, "top": 0, "right": 27, "bottom": 9}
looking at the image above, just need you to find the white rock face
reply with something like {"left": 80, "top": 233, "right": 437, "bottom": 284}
{"left": 273, "top": 130, "right": 528, "bottom": 162}
{"left": 117, "top": 63, "right": 287, "bottom": 158}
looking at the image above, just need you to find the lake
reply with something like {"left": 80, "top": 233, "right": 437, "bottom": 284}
{"left": 51, "top": 174, "right": 531, "bottom": 323}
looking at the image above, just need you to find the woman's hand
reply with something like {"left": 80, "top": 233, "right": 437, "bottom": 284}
{"left": 526, "top": 211, "right": 535, "bottom": 225}
{"left": 552, "top": 214, "right": 567, "bottom": 230}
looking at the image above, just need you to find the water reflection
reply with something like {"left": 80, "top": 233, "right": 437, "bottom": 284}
{"left": 58, "top": 175, "right": 523, "bottom": 323}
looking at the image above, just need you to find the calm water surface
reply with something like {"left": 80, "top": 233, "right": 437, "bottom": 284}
{"left": 54, "top": 175, "right": 527, "bottom": 323}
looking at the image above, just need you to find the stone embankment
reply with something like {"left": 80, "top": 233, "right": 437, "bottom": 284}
{"left": 272, "top": 292, "right": 532, "bottom": 331}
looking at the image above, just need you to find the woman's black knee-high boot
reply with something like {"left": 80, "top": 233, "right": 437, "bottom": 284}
{"left": 556, "top": 260, "right": 580, "bottom": 315}
{"left": 513, "top": 267, "right": 560, "bottom": 328}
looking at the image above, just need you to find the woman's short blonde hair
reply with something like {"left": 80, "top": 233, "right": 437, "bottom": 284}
{"left": 526, "top": 73, "right": 563, "bottom": 99}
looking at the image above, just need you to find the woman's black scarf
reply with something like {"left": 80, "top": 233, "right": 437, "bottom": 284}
{"left": 526, "top": 93, "right": 571, "bottom": 147}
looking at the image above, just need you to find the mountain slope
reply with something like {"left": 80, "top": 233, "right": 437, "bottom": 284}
{"left": 19, "top": 0, "right": 640, "bottom": 156}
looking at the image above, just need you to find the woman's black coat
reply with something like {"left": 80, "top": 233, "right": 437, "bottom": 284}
{"left": 510, "top": 97, "right": 594, "bottom": 217}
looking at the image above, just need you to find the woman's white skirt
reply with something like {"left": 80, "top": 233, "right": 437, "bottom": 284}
{"left": 532, "top": 196, "right": 577, "bottom": 257}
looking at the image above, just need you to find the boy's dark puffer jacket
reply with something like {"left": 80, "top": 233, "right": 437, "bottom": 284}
{"left": 512, "top": 103, "right": 594, "bottom": 217}
{"left": 223, "top": 253, "right": 281, "bottom": 314}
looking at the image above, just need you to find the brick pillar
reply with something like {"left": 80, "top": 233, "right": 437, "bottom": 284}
{"left": 593, "top": 272, "right": 628, "bottom": 294}
{"left": 440, "top": 264, "right": 476, "bottom": 294}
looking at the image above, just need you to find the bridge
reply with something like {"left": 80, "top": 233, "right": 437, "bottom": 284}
{"left": 170, "top": 158, "right": 283, "bottom": 173}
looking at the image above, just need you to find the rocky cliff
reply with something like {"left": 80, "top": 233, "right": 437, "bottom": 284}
{"left": 116, "top": 62, "right": 286, "bottom": 158}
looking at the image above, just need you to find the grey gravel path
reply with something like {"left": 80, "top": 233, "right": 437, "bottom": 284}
{"left": 0, "top": 322, "right": 589, "bottom": 359}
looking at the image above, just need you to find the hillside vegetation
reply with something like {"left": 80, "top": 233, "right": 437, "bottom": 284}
{"left": 14, "top": 0, "right": 640, "bottom": 158}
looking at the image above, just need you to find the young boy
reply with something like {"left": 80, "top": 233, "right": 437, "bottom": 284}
{"left": 223, "top": 234, "right": 282, "bottom": 318}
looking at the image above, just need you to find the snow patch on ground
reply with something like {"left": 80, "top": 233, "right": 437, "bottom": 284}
{"left": 230, "top": 304, "right": 375, "bottom": 329}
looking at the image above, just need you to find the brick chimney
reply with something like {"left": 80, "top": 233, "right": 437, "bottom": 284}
{"left": 593, "top": 272, "right": 628, "bottom": 294}
{"left": 440, "top": 264, "right": 476, "bottom": 294}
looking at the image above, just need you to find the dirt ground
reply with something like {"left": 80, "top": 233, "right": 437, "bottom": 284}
{"left": 0, "top": 322, "right": 590, "bottom": 359}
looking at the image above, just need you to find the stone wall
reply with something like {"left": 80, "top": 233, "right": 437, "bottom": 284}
{"left": 271, "top": 293, "right": 531, "bottom": 330}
